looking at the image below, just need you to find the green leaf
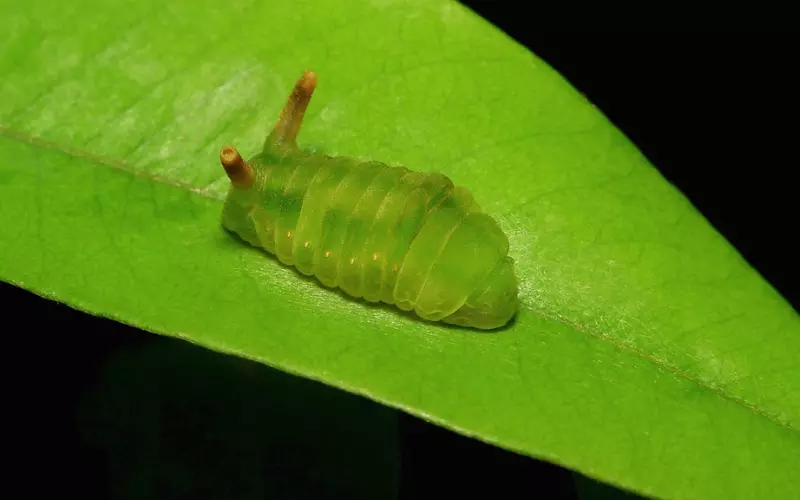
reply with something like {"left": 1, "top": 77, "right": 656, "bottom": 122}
{"left": 1, "top": 1, "right": 798, "bottom": 498}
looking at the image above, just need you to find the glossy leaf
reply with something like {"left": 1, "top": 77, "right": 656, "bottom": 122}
{"left": 1, "top": 1, "right": 798, "bottom": 498}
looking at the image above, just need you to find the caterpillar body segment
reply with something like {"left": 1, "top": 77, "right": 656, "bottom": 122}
{"left": 220, "top": 70, "right": 519, "bottom": 330}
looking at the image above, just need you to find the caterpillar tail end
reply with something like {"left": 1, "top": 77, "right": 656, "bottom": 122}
{"left": 442, "top": 257, "right": 519, "bottom": 330}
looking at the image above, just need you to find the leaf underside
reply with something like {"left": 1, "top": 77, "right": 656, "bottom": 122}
{"left": 1, "top": 1, "right": 798, "bottom": 499}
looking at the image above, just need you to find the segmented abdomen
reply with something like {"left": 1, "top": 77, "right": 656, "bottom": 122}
{"left": 247, "top": 153, "right": 515, "bottom": 326}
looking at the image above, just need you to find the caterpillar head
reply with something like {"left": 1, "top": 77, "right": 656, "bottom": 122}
{"left": 218, "top": 70, "right": 317, "bottom": 246}
{"left": 219, "top": 146, "right": 263, "bottom": 246}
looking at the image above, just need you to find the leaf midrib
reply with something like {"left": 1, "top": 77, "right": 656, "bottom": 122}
{"left": 2, "top": 123, "right": 796, "bottom": 437}
{"left": 0, "top": 124, "right": 222, "bottom": 200}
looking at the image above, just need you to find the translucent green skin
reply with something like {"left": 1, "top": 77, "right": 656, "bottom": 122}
{"left": 222, "top": 147, "right": 519, "bottom": 329}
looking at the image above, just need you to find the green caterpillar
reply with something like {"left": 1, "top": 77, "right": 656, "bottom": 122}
{"left": 219, "top": 70, "right": 519, "bottom": 329}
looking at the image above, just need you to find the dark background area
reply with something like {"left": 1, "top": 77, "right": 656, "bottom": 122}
{"left": 3, "top": 8, "right": 795, "bottom": 500}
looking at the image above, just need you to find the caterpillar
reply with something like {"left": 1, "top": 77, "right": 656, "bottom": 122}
{"left": 219, "top": 70, "right": 519, "bottom": 329}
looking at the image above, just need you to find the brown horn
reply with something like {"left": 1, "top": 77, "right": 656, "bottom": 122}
{"left": 219, "top": 146, "right": 254, "bottom": 189}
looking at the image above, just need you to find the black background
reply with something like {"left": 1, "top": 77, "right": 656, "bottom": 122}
{"left": 4, "top": 7, "right": 796, "bottom": 500}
